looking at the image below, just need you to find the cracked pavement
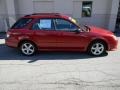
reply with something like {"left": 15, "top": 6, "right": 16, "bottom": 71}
{"left": 0, "top": 37, "right": 120, "bottom": 90}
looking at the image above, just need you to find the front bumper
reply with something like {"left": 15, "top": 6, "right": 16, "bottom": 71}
{"left": 108, "top": 39, "right": 118, "bottom": 51}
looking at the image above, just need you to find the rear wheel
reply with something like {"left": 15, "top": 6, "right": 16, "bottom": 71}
{"left": 88, "top": 41, "right": 106, "bottom": 56}
{"left": 20, "top": 42, "right": 36, "bottom": 56}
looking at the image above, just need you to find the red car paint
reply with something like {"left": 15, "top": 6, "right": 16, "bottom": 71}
{"left": 5, "top": 13, "right": 118, "bottom": 55}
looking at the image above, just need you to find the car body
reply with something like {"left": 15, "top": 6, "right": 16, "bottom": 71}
{"left": 5, "top": 13, "right": 118, "bottom": 56}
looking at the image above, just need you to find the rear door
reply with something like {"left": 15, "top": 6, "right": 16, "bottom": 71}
{"left": 31, "top": 18, "right": 59, "bottom": 49}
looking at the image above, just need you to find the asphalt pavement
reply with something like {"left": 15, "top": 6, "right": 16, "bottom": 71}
{"left": 0, "top": 33, "right": 120, "bottom": 90}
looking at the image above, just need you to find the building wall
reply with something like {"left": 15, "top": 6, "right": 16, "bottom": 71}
{"left": 0, "top": 0, "right": 119, "bottom": 32}
{"left": 108, "top": 0, "right": 120, "bottom": 32}
{"left": 73, "top": 0, "right": 112, "bottom": 28}
{"left": 16, "top": 0, "right": 113, "bottom": 29}
{"left": 0, "top": 0, "right": 7, "bottom": 32}
{"left": 17, "top": 0, "right": 34, "bottom": 16}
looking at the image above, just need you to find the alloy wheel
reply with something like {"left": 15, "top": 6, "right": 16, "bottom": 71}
{"left": 90, "top": 42, "right": 105, "bottom": 56}
{"left": 21, "top": 42, "right": 35, "bottom": 55}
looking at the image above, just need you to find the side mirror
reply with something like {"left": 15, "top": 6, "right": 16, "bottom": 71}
{"left": 75, "top": 29, "right": 80, "bottom": 34}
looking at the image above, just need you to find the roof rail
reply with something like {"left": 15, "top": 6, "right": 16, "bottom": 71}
{"left": 32, "top": 13, "right": 60, "bottom": 15}
{"left": 32, "top": 13, "right": 61, "bottom": 16}
{"left": 24, "top": 13, "right": 62, "bottom": 18}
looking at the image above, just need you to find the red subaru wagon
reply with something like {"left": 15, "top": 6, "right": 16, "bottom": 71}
{"left": 5, "top": 13, "right": 118, "bottom": 56}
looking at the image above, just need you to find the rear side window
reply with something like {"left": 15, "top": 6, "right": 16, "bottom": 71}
{"left": 32, "top": 19, "right": 54, "bottom": 30}
{"left": 11, "top": 18, "right": 32, "bottom": 29}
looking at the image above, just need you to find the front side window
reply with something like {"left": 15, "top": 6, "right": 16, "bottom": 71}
{"left": 11, "top": 18, "right": 32, "bottom": 29}
{"left": 54, "top": 19, "right": 77, "bottom": 31}
{"left": 82, "top": 1, "right": 93, "bottom": 17}
{"left": 32, "top": 19, "right": 54, "bottom": 30}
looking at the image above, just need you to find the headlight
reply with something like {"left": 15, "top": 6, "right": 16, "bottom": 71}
{"left": 111, "top": 35, "right": 117, "bottom": 40}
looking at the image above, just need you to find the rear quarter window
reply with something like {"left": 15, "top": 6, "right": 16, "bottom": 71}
{"left": 11, "top": 18, "right": 33, "bottom": 29}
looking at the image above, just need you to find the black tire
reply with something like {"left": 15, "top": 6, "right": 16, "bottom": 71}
{"left": 87, "top": 41, "right": 106, "bottom": 56}
{"left": 20, "top": 41, "right": 36, "bottom": 56}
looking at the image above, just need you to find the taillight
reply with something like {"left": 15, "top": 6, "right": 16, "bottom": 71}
{"left": 6, "top": 32, "right": 11, "bottom": 38}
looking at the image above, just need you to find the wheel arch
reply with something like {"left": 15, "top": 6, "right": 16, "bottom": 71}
{"left": 18, "top": 39, "right": 38, "bottom": 49}
{"left": 87, "top": 39, "right": 109, "bottom": 51}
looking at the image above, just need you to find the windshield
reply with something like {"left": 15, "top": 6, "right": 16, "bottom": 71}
{"left": 69, "top": 17, "right": 90, "bottom": 32}
{"left": 69, "top": 17, "right": 78, "bottom": 25}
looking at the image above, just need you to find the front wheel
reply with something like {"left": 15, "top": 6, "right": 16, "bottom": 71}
{"left": 20, "top": 42, "right": 36, "bottom": 56}
{"left": 88, "top": 41, "right": 106, "bottom": 56}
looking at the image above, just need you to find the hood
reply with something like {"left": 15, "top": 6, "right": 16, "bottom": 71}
{"left": 89, "top": 26, "right": 113, "bottom": 35}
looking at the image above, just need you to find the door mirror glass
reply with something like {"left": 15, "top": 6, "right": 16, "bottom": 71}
{"left": 75, "top": 29, "right": 81, "bottom": 34}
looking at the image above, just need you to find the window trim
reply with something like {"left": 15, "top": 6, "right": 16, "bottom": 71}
{"left": 31, "top": 18, "right": 55, "bottom": 31}
{"left": 31, "top": 18, "right": 79, "bottom": 32}
{"left": 82, "top": 1, "right": 93, "bottom": 18}
{"left": 11, "top": 18, "right": 33, "bottom": 29}
{"left": 53, "top": 18, "right": 79, "bottom": 32}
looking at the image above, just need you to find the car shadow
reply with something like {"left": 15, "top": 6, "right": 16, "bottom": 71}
{"left": 0, "top": 44, "right": 108, "bottom": 63}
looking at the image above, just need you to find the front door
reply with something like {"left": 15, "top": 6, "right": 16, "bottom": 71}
{"left": 54, "top": 18, "right": 87, "bottom": 50}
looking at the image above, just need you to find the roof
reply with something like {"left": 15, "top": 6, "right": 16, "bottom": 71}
{"left": 23, "top": 13, "right": 69, "bottom": 19}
